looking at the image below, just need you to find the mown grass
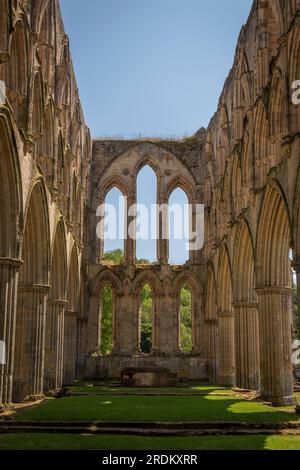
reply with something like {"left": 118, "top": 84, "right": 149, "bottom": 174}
{"left": 12, "top": 394, "right": 299, "bottom": 423}
{"left": 0, "top": 433, "right": 300, "bottom": 450}
{"left": 68, "top": 384, "right": 235, "bottom": 395}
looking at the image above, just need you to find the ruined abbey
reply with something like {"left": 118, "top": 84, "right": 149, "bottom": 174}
{"left": 0, "top": 0, "right": 300, "bottom": 409}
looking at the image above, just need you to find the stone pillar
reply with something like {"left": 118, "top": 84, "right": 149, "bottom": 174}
{"left": 77, "top": 317, "right": 88, "bottom": 378}
{"left": 0, "top": 258, "right": 21, "bottom": 406}
{"left": 13, "top": 284, "right": 49, "bottom": 402}
{"left": 218, "top": 311, "right": 236, "bottom": 387}
{"left": 293, "top": 263, "right": 300, "bottom": 341}
{"left": 205, "top": 319, "right": 219, "bottom": 383}
{"left": 115, "top": 292, "right": 139, "bottom": 355}
{"left": 256, "top": 287, "right": 295, "bottom": 405}
{"left": 158, "top": 198, "right": 168, "bottom": 264}
{"left": 158, "top": 294, "right": 180, "bottom": 354}
{"left": 63, "top": 310, "right": 78, "bottom": 386}
{"left": 125, "top": 193, "right": 136, "bottom": 264}
{"left": 233, "top": 301, "right": 260, "bottom": 390}
{"left": 192, "top": 294, "right": 203, "bottom": 353}
{"left": 44, "top": 299, "right": 67, "bottom": 391}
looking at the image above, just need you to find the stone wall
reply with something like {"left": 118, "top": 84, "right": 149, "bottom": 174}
{"left": 0, "top": 0, "right": 91, "bottom": 404}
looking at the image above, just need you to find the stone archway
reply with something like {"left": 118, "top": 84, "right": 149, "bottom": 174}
{"left": 63, "top": 244, "right": 80, "bottom": 386}
{"left": 205, "top": 264, "right": 218, "bottom": 382}
{"left": 233, "top": 220, "right": 260, "bottom": 390}
{"left": 44, "top": 219, "right": 67, "bottom": 392}
{"left": 13, "top": 181, "right": 50, "bottom": 402}
{"left": 0, "top": 110, "right": 22, "bottom": 406}
{"left": 256, "top": 184, "right": 294, "bottom": 405}
{"left": 217, "top": 245, "right": 235, "bottom": 387}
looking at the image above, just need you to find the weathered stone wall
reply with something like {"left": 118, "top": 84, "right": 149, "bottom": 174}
{"left": 203, "top": 0, "right": 300, "bottom": 404}
{"left": 0, "top": 0, "right": 91, "bottom": 404}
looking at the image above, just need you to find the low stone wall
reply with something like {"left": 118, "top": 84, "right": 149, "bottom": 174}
{"left": 84, "top": 354, "right": 208, "bottom": 382}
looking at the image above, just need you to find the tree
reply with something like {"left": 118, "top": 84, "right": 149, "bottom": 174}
{"left": 140, "top": 284, "right": 152, "bottom": 353}
{"left": 100, "top": 249, "right": 124, "bottom": 355}
{"left": 180, "top": 286, "right": 192, "bottom": 353}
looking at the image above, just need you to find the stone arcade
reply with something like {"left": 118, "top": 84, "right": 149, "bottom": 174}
{"left": 0, "top": 0, "right": 300, "bottom": 408}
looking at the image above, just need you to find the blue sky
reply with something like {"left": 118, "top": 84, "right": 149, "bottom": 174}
{"left": 59, "top": 0, "right": 253, "bottom": 263}
{"left": 60, "top": 0, "right": 253, "bottom": 138}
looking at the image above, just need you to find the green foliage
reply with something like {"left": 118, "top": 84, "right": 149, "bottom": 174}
{"left": 13, "top": 394, "right": 300, "bottom": 424}
{"left": 100, "top": 286, "right": 113, "bottom": 356}
{"left": 140, "top": 284, "right": 152, "bottom": 353}
{"left": 180, "top": 287, "right": 192, "bottom": 353}
{"left": 292, "top": 284, "right": 299, "bottom": 340}
{"left": 102, "top": 249, "right": 124, "bottom": 264}
{"left": 1, "top": 433, "right": 300, "bottom": 451}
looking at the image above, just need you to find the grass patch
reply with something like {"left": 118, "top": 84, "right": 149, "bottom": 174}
{"left": 13, "top": 394, "right": 299, "bottom": 423}
{"left": 0, "top": 433, "right": 300, "bottom": 450}
{"left": 68, "top": 384, "right": 234, "bottom": 396}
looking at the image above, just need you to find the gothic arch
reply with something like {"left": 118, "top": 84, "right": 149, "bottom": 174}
{"left": 30, "top": 71, "right": 44, "bottom": 138}
{"left": 254, "top": 100, "right": 269, "bottom": 188}
{"left": 293, "top": 167, "right": 300, "bottom": 261}
{"left": 1, "top": 18, "right": 29, "bottom": 127}
{"left": 217, "top": 244, "right": 235, "bottom": 386}
{"left": 36, "top": 101, "right": 56, "bottom": 186}
{"left": 0, "top": 108, "right": 22, "bottom": 258}
{"left": 205, "top": 263, "right": 218, "bottom": 381}
{"left": 166, "top": 176, "right": 196, "bottom": 203}
{"left": 63, "top": 243, "right": 80, "bottom": 385}
{"left": 256, "top": 183, "right": 292, "bottom": 288}
{"left": 45, "top": 218, "right": 67, "bottom": 391}
{"left": 233, "top": 219, "right": 260, "bottom": 390}
{"left": 14, "top": 180, "right": 50, "bottom": 402}
{"left": 269, "top": 69, "right": 284, "bottom": 138}
{"left": 0, "top": 107, "right": 23, "bottom": 405}
{"left": 0, "top": 0, "right": 9, "bottom": 58}
{"left": 255, "top": 183, "right": 294, "bottom": 404}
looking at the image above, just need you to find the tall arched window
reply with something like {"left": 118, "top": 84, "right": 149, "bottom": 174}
{"left": 136, "top": 165, "right": 157, "bottom": 263}
{"left": 139, "top": 284, "right": 153, "bottom": 353}
{"left": 179, "top": 285, "right": 192, "bottom": 353}
{"left": 100, "top": 284, "right": 114, "bottom": 356}
{"left": 103, "top": 187, "right": 125, "bottom": 263}
{"left": 168, "top": 188, "right": 189, "bottom": 264}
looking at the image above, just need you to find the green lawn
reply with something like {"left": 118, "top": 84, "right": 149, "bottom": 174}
{"left": 0, "top": 433, "right": 300, "bottom": 450}
{"left": 12, "top": 394, "right": 299, "bottom": 423}
{"left": 68, "top": 384, "right": 235, "bottom": 395}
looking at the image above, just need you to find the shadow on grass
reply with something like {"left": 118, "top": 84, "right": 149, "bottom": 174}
{"left": 12, "top": 393, "right": 299, "bottom": 424}
{"left": 1, "top": 433, "right": 300, "bottom": 450}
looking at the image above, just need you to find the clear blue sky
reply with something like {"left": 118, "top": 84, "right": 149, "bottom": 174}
{"left": 60, "top": 0, "right": 253, "bottom": 138}
{"left": 60, "top": 0, "right": 253, "bottom": 263}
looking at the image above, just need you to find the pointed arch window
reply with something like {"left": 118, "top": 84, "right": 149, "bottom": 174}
{"left": 168, "top": 188, "right": 189, "bottom": 264}
{"left": 136, "top": 165, "right": 157, "bottom": 263}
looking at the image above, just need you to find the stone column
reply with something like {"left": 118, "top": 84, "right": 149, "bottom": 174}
{"left": 44, "top": 299, "right": 67, "bottom": 391}
{"left": 63, "top": 310, "right": 78, "bottom": 386}
{"left": 158, "top": 294, "right": 180, "bottom": 354}
{"left": 192, "top": 294, "right": 203, "bottom": 353}
{"left": 293, "top": 262, "right": 300, "bottom": 341}
{"left": 13, "top": 284, "right": 49, "bottom": 402}
{"left": 77, "top": 317, "right": 88, "bottom": 378}
{"left": 233, "top": 301, "right": 260, "bottom": 390}
{"left": 157, "top": 198, "right": 168, "bottom": 264}
{"left": 125, "top": 193, "right": 136, "bottom": 264}
{"left": 218, "top": 311, "right": 236, "bottom": 386}
{"left": 205, "top": 319, "right": 219, "bottom": 383}
{"left": 256, "top": 287, "right": 295, "bottom": 405}
{"left": 0, "top": 258, "right": 21, "bottom": 406}
{"left": 115, "top": 292, "right": 138, "bottom": 355}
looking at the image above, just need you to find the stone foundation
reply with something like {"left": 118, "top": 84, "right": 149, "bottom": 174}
{"left": 85, "top": 354, "right": 208, "bottom": 382}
